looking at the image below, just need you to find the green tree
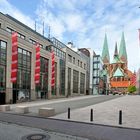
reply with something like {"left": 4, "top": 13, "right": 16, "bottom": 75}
{"left": 127, "top": 86, "right": 136, "bottom": 93}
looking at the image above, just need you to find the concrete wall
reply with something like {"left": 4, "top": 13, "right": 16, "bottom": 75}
{"left": 63, "top": 47, "right": 86, "bottom": 96}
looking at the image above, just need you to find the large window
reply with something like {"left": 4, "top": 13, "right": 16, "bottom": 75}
{"left": 51, "top": 46, "right": 65, "bottom": 60}
{"left": 67, "top": 68, "right": 71, "bottom": 96}
{"left": 93, "top": 63, "right": 99, "bottom": 69}
{"left": 0, "top": 40, "right": 6, "bottom": 93}
{"left": 36, "top": 57, "right": 49, "bottom": 99}
{"left": 80, "top": 73, "right": 85, "bottom": 94}
{"left": 14, "top": 48, "right": 31, "bottom": 101}
{"left": 59, "top": 59, "right": 65, "bottom": 95}
{"left": 73, "top": 70, "right": 79, "bottom": 93}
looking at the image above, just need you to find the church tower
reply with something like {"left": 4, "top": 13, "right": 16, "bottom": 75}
{"left": 101, "top": 32, "right": 133, "bottom": 94}
{"left": 119, "top": 32, "right": 127, "bottom": 66}
{"left": 102, "top": 33, "right": 110, "bottom": 64}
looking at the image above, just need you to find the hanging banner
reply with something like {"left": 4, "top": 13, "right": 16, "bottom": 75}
{"left": 51, "top": 51, "right": 55, "bottom": 87}
{"left": 35, "top": 43, "right": 40, "bottom": 84}
{"left": 11, "top": 32, "right": 18, "bottom": 83}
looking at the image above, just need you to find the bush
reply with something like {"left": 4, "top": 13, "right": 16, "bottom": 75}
{"left": 127, "top": 86, "right": 136, "bottom": 93}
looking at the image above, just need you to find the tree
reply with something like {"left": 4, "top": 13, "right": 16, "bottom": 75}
{"left": 127, "top": 85, "right": 136, "bottom": 93}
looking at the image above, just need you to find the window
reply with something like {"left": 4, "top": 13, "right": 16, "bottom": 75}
{"left": 84, "top": 64, "right": 86, "bottom": 69}
{"left": 73, "top": 57, "right": 75, "bottom": 64}
{"left": 17, "top": 32, "right": 25, "bottom": 39}
{"left": 36, "top": 57, "right": 49, "bottom": 99}
{"left": 80, "top": 73, "right": 85, "bottom": 94}
{"left": 6, "top": 27, "right": 14, "bottom": 33}
{"left": 60, "top": 59, "right": 65, "bottom": 95}
{"left": 78, "top": 60, "right": 80, "bottom": 66}
{"left": 93, "top": 56, "right": 98, "bottom": 61}
{"left": 16, "top": 48, "right": 31, "bottom": 100}
{"left": 0, "top": 40, "right": 7, "bottom": 92}
{"left": 68, "top": 54, "right": 72, "bottom": 63}
{"left": 80, "top": 61, "right": 82, "bottom": 68}
{"left": 29, "top": 39, "right": 36, "bottom": 44}
{"left": 73, "top": 70, "right": 79, "bottom": 93}
{"left": 93, "top": 63, "right": 98, "bottom": 69}
{"left": 67, "top": 68, "right": 71, "bottom": 95}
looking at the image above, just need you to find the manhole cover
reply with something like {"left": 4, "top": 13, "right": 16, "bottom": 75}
{"left": 21, "top": 134, "right": 50, "bottom": 140}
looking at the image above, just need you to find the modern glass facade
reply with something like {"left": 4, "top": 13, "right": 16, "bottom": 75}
{"left": 36, "top": 57, "right": 49, "bottom": 99}
{"left": 13, "top": 48, "right": 31, "bottom": 103}
{"left": 67, "top": 67, "right": 71, "bottom": 96}
{"left": 80, "top": 73, "right": 85, "bottom": 94}
{"left": 93, "top": 55, "right": 104, "bottom": 95}
{"left": 0, "top": 40, "right": 6, "bottom": 104}
{"left": 59, "top": 59, "right": 65, "bottom": 95}
{"left": 73, "top": 70, "right": 79, "bottom": 93}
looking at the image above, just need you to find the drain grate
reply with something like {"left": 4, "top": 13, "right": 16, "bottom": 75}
{"left": 21, "top": 134, "right": 50, "bottom": 140}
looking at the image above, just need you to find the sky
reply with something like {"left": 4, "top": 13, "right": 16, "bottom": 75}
{"left": 0, "top": 0, "right": 140, "bottom": 71}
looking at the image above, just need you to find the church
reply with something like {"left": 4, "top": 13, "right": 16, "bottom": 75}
{"left": 101, "top": 32, "right": 134, "bottom": 94}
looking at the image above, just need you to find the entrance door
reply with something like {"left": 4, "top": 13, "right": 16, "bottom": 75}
{"left": 0, "top": 92, "right": 5, "bottom": 105}
{"left": 13, "top": 89, "right": 17, "bottom": 104}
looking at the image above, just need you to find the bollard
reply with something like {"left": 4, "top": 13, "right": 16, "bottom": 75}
{"left": 90, "top": 109, "right": 93, "bottom": 122}
{"left": 68, "top": 107, "right": 70, "bottom": 119}
{"left": 119, "top": 110, "right": 122, "bottom": 125}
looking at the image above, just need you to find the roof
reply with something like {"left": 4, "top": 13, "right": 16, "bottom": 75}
{"left": 111, "top": 55, "right": 124, "bottom": 64}
{"left": 102, "top": 33, "right": 110, "bottom": 63}
{"left": 110, "top": 81, "right": 130, "bottom": 87}
{"left": 113, "top": 67, "right": 124, "bottom": 77}
{"left": 127, "top": 69, "right": 134, "bottom": 78}
{"left": 119, "top": 32, "right": 127, "bottom": 62}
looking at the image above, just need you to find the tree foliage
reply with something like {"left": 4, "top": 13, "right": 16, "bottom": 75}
{"left": 127, "top": 85, "right": 136, "bottom": 93}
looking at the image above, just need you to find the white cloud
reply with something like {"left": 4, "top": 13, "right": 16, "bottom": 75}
{"left": 0, "top": 0, "right": 35, "bottom": 29}
{"left": 35, "top": 0, "right": 140, "bottom": 71}
{"left": 0, "top": 0, "right": 140, "bottom": 71}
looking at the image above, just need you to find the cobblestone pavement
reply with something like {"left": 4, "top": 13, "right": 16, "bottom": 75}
{"left": 9, "top": 95, "right": 121, "bottom": 115}
{"left": 52, "top": 95, "right": 140, "bottom": 129}
{"left": 0, "top": 121, "right": 89, "bottom": 140}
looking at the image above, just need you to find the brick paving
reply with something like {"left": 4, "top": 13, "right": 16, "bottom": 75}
{"left": 53, "top": 95, "right": 140, "bottom": 129}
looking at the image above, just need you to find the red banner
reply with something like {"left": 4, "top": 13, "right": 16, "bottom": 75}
{"left": 51, "top": 51, "right": 55, "bottom": 87}
{"left": 35, "top": 43, "right": 40, "bottom": 84}
{"left": 11, "top": 32, "right": 18, "bottom": 83}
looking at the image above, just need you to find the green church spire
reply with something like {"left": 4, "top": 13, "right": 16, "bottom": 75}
{"left": 102, "top": 33, "right": 110, "bottom": 63}
{"left": 119, "top": 32, "right": 127, "bottom": 63}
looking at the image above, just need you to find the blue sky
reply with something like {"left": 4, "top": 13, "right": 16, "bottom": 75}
{"left": 0, "top": 0, "right": 140, "bottom": 71}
